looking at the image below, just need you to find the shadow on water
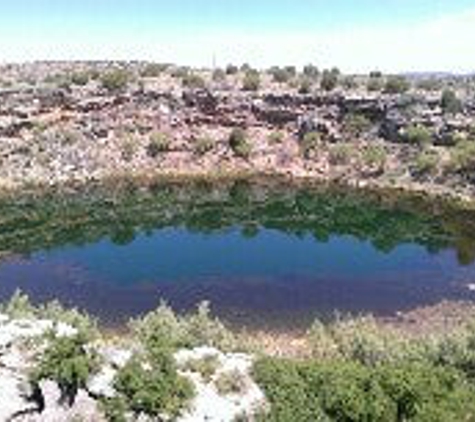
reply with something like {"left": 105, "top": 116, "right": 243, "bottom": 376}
{"left": 0, "top": 177, "right": 475, "bottom": 330}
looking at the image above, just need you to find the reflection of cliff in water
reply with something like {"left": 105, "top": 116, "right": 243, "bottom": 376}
{"left": 0, "top": 177, "right": 474, "bottom": 264}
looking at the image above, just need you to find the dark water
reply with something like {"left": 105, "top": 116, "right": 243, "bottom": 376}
{"left": 0, "top": 179, "right": 475, "bottom": 330}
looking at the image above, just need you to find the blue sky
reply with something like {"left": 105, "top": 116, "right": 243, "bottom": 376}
{"left": 1, "top": 0, "right": 474, "bottom": 72}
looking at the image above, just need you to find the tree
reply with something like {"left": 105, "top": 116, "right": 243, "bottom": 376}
{"left": 320, "top": 69, "right": 339, "bottom": 91}
{"left": 242, "top": 70, "right": 260, "bottom": 91}
{"left": 303, "top": 64, "right": 319, "bottom": 79}
{"left": 441, "top": 89, "right": 462, "bottom": 114}
{"left": 228, "top": 128, "right": 251, "bottom": 158}
{"left": 384, "top": 76, "right": 410, "bottom": 94}
{"left": 100, "top": 69, "right": 130, "bottom": 92}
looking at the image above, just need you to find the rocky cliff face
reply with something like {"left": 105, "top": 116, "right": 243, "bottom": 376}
{"left": 0, "top": 62, "right": 474, "bottom": 198}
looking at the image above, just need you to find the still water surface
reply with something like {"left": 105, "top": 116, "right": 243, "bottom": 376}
{"left": 0, "top": 180, "right": 473, "bottom": 330}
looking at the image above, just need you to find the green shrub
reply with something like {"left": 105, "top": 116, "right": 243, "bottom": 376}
{"left": 300, "top": 131, "right": 321, "bottom": 158}
{"left": 39, "top": 300, "right": 98, "bottom": 339}
{"left": 441, "top": 89, "right": 462, "bottom": 114}
{"left": 130, "top": 301, "right": 235, "bottom": 352}
{"left": 320, "top": 69, "right": 339, "bottom": 91}
{"left": 181, "top": 354, "right": 220, "bottom": 382}
{"left": 414, "top": 149, "right": 439, "bottom": 175}
{"left": 269, "top": 67, "right": 293, "bottom": 84}
{"left": 212, "top": 68, "right": 226, "bottom": 82}
{"left": 146, "top": 132, "right": 171, "bottom": 157}
{"left": 31, "top": 333, "right": 99, "bottom": 406}
{"left": 306, "top": 319, "right": 341, "bottom": 361}
{"left": 170, "top": 66, "right": 190, "bottom": 79}
{"left": 114, "top": 351, "right": 194, "bottom": 419}
{"left": 70, "top": 72, "right": 90, "bottom": 86}
{"left": 361, "top": 145, "right": 387, "bottom": 169}
{"left": 449, "top": 140, "right": 475, "bottom": 173}
{"left": 303, "top": 64, "right": 319, "bottom": 79}
{"left": 194, "top": 136, "right": 216, "bottom": 155}
{"left": 384, "top": 76, "right": 410, "bottom": 94}
{"left": 141, "top": 63, "right": 167, "bottom": 78}
{"left": 228, "top": 128, "right": 251, "bottom": 158}
{"left": 366, "top": 78, "right": 384, "bottom": 92}
{"left": 0, "top": 291, "right": 97, "bottom": 338}
{"left": 342, "top": 113, "right": 371, "bottom": 138}
{"left": 417, "top": 78, "right": 441, "bottom": 92}
{"left": 184, "top": 301, "right": 236, "bottom": 351}
{"left": 328, "top": 144, "right": 352, "bottom": 165}
{"left": 404, "top": 124, "right": 432, "bottom": 146}
{"left": 298, "top": 78, "right": 313, "bottom": 94}
{"left": 242, "top": 71, "right": 260, "bottom": 91}
{"left": 215, "top": 370, "right": 248, "bottom": 395}
{"left": 129, "top": 301, "right": 187, "bottom": 351}
{"left": 182, "top": 73, "right": 206, "bottom": 89}
{"left": 226, "top": 64, "right": 239, "bottom": 75}
{"left": 100, "top": 69, "right": 130, "bottom": 92}
{"left": 0, "top": 289, "right": 36, "bottom": 318}
{"left": 268, "top": 131, "right": 284, "bottom": 144}
{"left": 254, "top": 357, "right": 475, "bottom": 421}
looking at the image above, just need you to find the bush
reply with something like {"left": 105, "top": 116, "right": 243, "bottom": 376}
{"left": 182, "top": 73, "right": 206, "bottom": 89}
{"left": 0, "top": 291, "right": 97, "bottom": 338}
{"left": 31, "top": 333, "right": 99, "bottom": 406}
{"left": 414, "top": 149, "right": 439, "bottom": 175}
{"left": 417, "top": 78, "right": 441, "bottom": 92}
{"left": 441, "top": 89, "right": 462, "bottom": 114}
{"left": 141, "top": 63, "right": 167, "bottom": 78}
{"left": 113, "top": 351, "right": 194, "bottom": 419}
{"left": 366, "top": 78, "right": 384, "bottom": 92}
{"left": 70, "top": 72, "right": 89, "bottom": 86}
{"left": 303, "top": 64, "right": 319, "bottom": 79}
{"left": 269, "top": 67, "right": 293, "bottom": 84}
{"left": 369, "top": 70, "right": 382, "bottom": 79}
{"left": 0, "top": 289, "right": 36, "bottom": 318}
{"left": 328, "top": 144, "right": 352, "bottom": 165}
{"left": 225, "top": 64, "right": 239, "bottom": 75}
{"left": 298, "top": 78, "right": 313, "bottom": 94}
{"left": 129, "top": 301, "right": 236, "bottom": 352}
{"left": 184, "top": 301, "right": 236, "bottom": 351}
{"left": 253, "top": 357, "right": 475, "bottom": 421}
{"left": 181, "top": 354, "right": 220, "bottom": 382}
{"left": 404, "top": 124, "right": 432, "bottom": 146}
{"left": 215, "top": 370, "right": 248, "bottom": 395}
{"left": 300, "top": 131, "right": 321, "bottom": 158}
{"left": 384, "top": 76, "right": 410, "bottom": 94}
{"left": 129, "top": 301, "right": 187, "bottom": 351}
{"left": 212, "top": 68, "right": 226, "bottom": 82}
{"left": 146, "top": 132, "right": 171, "bottom": 157}
{"left": 361, "top": 145, "right": 387, "bottom": 169}
{"left": 100, "top": 69, "right": 130, "bottom": 92}
{"left": 194, "top": 136, "right": 216, "bottom": 155}
{"left": 242, "top": 70, "right": 260, "bottom": 91}
{"left": 342, "top": 113, "right": 371, "bottom": 138}
{"left": 268, "top": 131, "right": 284, "bottom": 144}
{"left": 228, "top": 128, "right": 251, "bottom": 158}
{"left": 449, "top": 140, "right": 475, "bottom": 173}
{"left": 320, "top": 69, "right": 339, "bottom": 91}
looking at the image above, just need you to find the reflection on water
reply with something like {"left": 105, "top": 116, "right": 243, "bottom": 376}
{"left": 0, "top": 178, "right": 474, "bottom": 330}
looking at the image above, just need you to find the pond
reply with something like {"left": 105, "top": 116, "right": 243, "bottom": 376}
{"left": 0, "top": 178, "right": 474, "bottom": 331}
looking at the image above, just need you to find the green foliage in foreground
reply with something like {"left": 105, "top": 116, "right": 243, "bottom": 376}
{"left": 0, "top": 289, "right": 97, "bottom": 337}
{"left": 108, "top": 349, "right": 194, "bottom": 419}
{"left": 31, "top": 333, "right": 99, "bottom": 406}
{"left": 129, "top": 301, "right": 236, "bottom": 352}
{"left": 254, "top": 358, "right": 475, "bottom": 421}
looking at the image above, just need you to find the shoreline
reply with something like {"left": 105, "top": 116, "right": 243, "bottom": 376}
{"left": 1, "top": 167, "right": 474, "bottom": 210}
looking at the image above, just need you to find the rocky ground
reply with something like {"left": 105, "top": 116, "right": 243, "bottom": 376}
{"left": 0, "top": 62, "right": 474, "bottom": 201}
{"left": 0, "top": 311, "right": 265, "bottom": 421}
